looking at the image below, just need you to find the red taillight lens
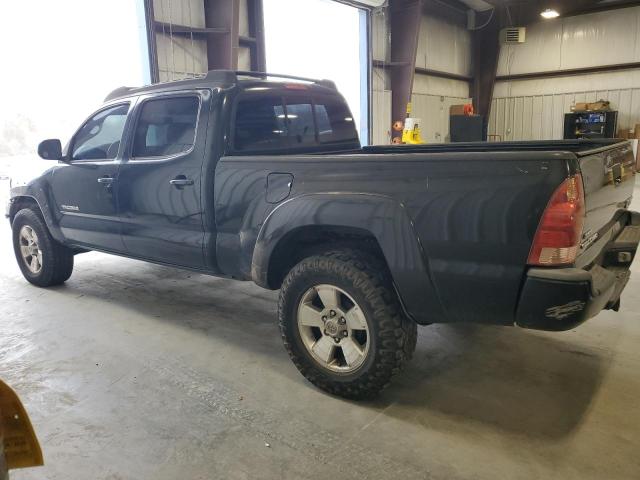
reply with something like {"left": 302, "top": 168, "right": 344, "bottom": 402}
{"left": 284, "top": 83, "right": 309, "bottom": 90}
{"left": 527, "top": 174, "right": 585, "bottom": 266}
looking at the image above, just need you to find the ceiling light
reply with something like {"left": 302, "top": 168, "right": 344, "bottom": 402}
{"left": 540, "top": 8, "right": 559, "bottom": 19}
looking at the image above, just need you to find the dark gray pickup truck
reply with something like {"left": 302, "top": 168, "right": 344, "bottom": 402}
{"left": 6, "top": 70, "right": 640, "bottom": 398}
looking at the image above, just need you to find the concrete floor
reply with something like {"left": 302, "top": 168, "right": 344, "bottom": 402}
{"left": 1, "top": 181, "right": 639, "bottom": 480}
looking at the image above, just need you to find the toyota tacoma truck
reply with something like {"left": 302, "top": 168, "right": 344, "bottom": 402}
{"left": 6, "top": 71, "right": 640, "bottom": 398}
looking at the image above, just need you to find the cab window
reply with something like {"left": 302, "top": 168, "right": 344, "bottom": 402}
{"left": 283, "top": 100, "right": 316, "bottom": 147}
{"left": 313, "top": 96, "right": 358, "bottom": 144}
{"left": 234, "top": 95, "right": 316, "bottom": 152}
{"left": 71, "top": 104, "right": 129, "bottom": 161}
{"left": 234, "top": 95, "right": 288, "bottom": 152}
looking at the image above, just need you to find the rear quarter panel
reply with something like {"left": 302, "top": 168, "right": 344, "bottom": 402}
{"left": 215, "top": 151, "right": 572, "bottom": 325}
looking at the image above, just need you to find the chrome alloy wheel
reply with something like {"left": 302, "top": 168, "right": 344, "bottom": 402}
{"left": 19, "top": 225, "right": 43, "bottom": 274}
{"left": 297, "top": 284, "right": 370, "bottom": 373}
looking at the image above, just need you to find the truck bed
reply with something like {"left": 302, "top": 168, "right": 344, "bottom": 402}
{"left": 217, "top": 137, "right": 635, "bottom": 328}
{"left": 360, "top": 139, "right": 624, "bottom": 155}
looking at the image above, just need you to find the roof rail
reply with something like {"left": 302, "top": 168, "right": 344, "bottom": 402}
{"left": 104, "top": 86, "right": 134, "bottom": 102}
{"left": 205, "top": 70, "right": 337, "bottom": 89}
{"left": 103, "top": 70, "right": 337, "bottom": 103}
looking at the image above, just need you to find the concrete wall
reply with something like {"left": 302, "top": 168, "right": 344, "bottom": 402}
{"left": 371, "top": 9, "right": 471, "bottom": 144}
{"left": 490, "top": 6, "right": 640, "bottom": 141}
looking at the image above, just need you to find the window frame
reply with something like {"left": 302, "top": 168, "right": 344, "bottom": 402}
{"left": 68, "top": 101, "right": 132, "bottom": 164}
{"left": 127, "top": 91, "right": 202, "bottom": 163}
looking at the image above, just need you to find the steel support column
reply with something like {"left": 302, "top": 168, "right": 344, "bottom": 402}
{"left": 247, "top": 0, "right": 266, "bottom": 72}
{"left": 389, "top": 0, "right": 422, "bottom": 141}
{"left": 143, "top": 0, "right": 160, "bottom": 83}
{"left": 204, "top": 0, "right": 240, "bottom": 70}
{"left": 143, "top": 0, "right": 266, "bottom": 80}
{"left": 470, "top": 7, "right": 500, "bottom": 140}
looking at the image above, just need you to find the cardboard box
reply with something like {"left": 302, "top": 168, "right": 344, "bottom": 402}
{"left": 589, "top": 100, "right": 610, "bottom": 111}
{"left": 450, "top": 104, "right": 466, "bottom": 116}
{"left": 572, "top": 100, "right": 611, "bottom": 112}
{"left": 618, "top": 129, "right": 635, "bottom": 139}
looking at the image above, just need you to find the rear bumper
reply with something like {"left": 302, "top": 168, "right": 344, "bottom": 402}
{"left": 516, "top": 210, "right": 639, "bottom": 331}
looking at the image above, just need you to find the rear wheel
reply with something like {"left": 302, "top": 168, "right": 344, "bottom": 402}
{"left": 279, "top": 250, "right": 417, "bottom": 399}
{"left": 12, "top": 208, "right": 74, "bottom": 287}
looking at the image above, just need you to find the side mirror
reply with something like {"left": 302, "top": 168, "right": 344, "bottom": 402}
{"left": 37, "top": 139, "right": 63, "bottom": 161}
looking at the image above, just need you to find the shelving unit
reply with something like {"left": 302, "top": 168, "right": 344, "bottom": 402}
{"left": 563, "top": 111, "right": 618, "bottom": 139}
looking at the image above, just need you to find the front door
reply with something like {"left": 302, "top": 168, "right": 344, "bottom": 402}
{"left": 50, "top": 102, "right": 132, "bottom": 252}
{"left": 116, "top": 91, "right": 209, "bottom": 269}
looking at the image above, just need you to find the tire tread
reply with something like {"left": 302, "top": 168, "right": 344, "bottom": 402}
{"left": 12, "top": 207, "right": 74, "bottom": 287}
{"left": 278, "top": 249, "right": 417, "bottom": 399}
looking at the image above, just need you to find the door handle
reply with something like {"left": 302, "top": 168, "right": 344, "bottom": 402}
{"left": 169, "top": 176, "right": 194, "bottom": 188}
{"left": 97, "top": 176, "right": 114, "bottom": 185}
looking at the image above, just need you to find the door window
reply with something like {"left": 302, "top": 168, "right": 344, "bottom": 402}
{"left": 132, "top": 96, "right": 200, "bottom": 159}
{"left": 71, "top": 104, "right": 129, "bottom": 160}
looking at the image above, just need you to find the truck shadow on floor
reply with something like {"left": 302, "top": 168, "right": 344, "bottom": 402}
{"left": 49, "top": 257, "right": 611, "bottom": 442}
{"left": 377, "top": 322, "right": 611, "bottom": 440}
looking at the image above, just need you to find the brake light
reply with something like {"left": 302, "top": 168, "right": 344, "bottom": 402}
{"left": 527, "top": 174, "right": 585, "bottom": 266}
{"left": 284, "top": 83, "right": 309, "bottom": 90}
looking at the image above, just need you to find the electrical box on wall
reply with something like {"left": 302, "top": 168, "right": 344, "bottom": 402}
{"left": 500, "top": 27, "right": 526, "bottom": 44}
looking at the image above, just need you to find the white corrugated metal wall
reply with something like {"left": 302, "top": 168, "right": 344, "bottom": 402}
{"left": 153, "top": 0, "right": 208, "bottom": 81}
{"left": 371, "top": 10, "right": 471, "bottom": 144}
{"left": 153, "top": 0, "right": 252, "bottom": 81}
{"left": 490, "top": 6, "right": 640, "bottom": 141}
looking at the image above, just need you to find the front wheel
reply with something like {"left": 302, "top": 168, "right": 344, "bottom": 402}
{"left": 12, "top": 208, "right": 74, "bottom": 287}
{"left": 278, "top": 250, "right": 417, "bottom": 399}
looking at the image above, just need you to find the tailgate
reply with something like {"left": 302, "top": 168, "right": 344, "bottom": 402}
{"left": 577, "top": 141, "right": 636, "bottom": 262}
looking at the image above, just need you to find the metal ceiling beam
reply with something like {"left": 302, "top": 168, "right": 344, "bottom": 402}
{"left": 422, "top": 0, "right": 468, "bottom": 24}
{"left": 153, "top": 21, "right": 230, "bottom": 36}
{"left": 481, "top": 1, "right": 640, "bottom": 27}
{"left": 496, "top": 61, "right": 640, "bottom": 82}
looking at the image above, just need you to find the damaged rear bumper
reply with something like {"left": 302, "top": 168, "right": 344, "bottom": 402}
{"left": 515, "top": 211, "right": 639, "bottom": 331}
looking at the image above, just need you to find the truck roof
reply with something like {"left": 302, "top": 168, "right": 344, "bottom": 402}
{"left": 104, "top": 70, "right": 338, "bottom": 103}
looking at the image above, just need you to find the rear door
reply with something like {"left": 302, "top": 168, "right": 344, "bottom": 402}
{"left": 577, "top": 141, "right": 636, "bottom": 260}
{"left": 117, "top": 90, "right": 210, "bottom": 269}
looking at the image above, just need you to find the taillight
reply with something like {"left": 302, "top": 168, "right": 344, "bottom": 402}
{"left": 284, "top": 83, "right": 309, "bottom": 90}
{"left": 527, "top": 174, "right": 585, "bottom": 266}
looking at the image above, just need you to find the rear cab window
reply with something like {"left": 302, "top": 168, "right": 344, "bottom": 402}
{"left": 232, "top": 86, "right": 358, "bottom": 154}
{"left": 313, "top": 95, "right": 357, "bottom": 145}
